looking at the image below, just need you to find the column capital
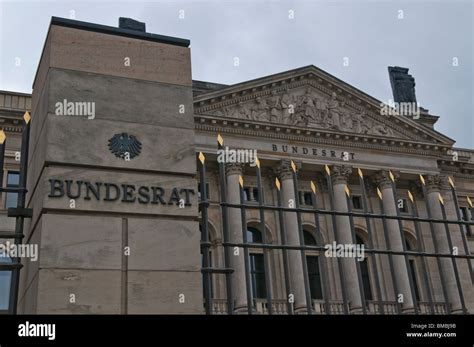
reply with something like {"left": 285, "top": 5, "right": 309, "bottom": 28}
{"left": 424, "top": 174, "right": 441, "bottom": 193}
{"left": 275, "top": 159, "right": 301, "bottom": 181}
{"left": 439, "top": 174, "right": 453, "bottom": 191}
{"left": 372, "top": 170, "right": 400, "bottom": 189}
{"left": 225, "top": 162, "right": 245, "bottom": 176}
{"left": 330, "top": 165, "right": 352, "bottom": 185}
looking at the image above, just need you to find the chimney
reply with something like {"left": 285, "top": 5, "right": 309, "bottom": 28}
{"left": 388, "top": 66, "right": 417, "bottom": 104}
{"left": 119, "top": 17, "right": 146, "bottom": 32}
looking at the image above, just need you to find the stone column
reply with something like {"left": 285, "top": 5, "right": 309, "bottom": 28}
{"left": 439, "top": 176, "right": 474, "bottom": 313}
{"left": 373, "top": 170, "right": 414, "bottom": 312}
{"left": 331, "top": 165, "right": 363, "bottom": 313}
{"left": 425, "top": 175, "right": 463, "bottom": 313}
{"left": 276, "top": 160, "right": 307, "bottom": 312}
{"left": 225, "top": 162, "right": 248, "bottom": 312}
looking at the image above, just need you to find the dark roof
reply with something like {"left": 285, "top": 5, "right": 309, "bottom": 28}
{"left": 50, "top": 17, "right": 190, "bottom": 47}
{"left": 192, "top": 80, "right": 228, "bottom": 97}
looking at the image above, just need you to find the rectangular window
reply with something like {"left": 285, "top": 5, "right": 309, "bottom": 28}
{"left": 306, "top": 256, "right": 323, "bottom": 300}
{"left": 0, "top": 269, "right": 11, "bottom": 311}
{"left": 352, "top": 195, "right": 363, "bottom": 210}
{"left": 398, "top": 198, "right": 409, "bottom": 213}
{"left": 5, "top": 171, "right": 20, "bottom": 208}
{"left": 243, "top": 187, "right": 251, "bottom": 202}
{"left": 360, "top": 258, "right": 373, "bottom": 301}
{"left": 299, "top": 191, "right": 313, "bottom": 206}
{"left": 252, "top": 187, "right": 260, "bottom": 202}
{"left": 250, "top": 254, "right": 266, "bottom": 299}
{"left": 409, "top": 259, "right": 421, "bottom": 301}
{"left": 460, "top": 207, "right": 472, "bottom": 237}
{"left": 303, "top": 192, "right": 313, "bottom": 206}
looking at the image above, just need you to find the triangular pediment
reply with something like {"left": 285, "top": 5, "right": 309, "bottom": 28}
{"left": 194, "top": 65, "right": 454, "bottom": 146}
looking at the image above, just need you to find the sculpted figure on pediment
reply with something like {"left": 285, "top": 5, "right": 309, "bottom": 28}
{"left": 205, "top": 87, "right": 397, "bottom": 138}
{"left": 213, "top": 106, "right": 232, "bottom": 118}
{"left": 231, "top": 102, "right": 251, "bottom": 119}
{"left": 370, "top": 123, "right": 393, "bottom": 136}
{"left": 351, "top": 111, "right": 364, "bottom": 133}
{"left": 280, "top": 88, "right": 296, "bottom": 122}
{"left": 327, "top": 92, "right": 343, "bottom": 130}
{"left": 251, "top": 97, "right": 269, "bottom": 121}
{"left": 340, "top": 109, "right": 353, "bottom": 131}
{"left": 268, "top": 90, "right": 282, "bottom": 123}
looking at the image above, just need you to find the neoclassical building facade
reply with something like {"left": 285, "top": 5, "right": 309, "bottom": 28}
{"left": 193, "top": 65, "right": 474, "bottom": 314}
{"left": 0, "top": 18, "right": 473, "bottom": 314}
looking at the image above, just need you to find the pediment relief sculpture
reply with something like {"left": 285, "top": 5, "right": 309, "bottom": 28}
{"left": 205, "top": 87, "right": 397, "bottom": 137}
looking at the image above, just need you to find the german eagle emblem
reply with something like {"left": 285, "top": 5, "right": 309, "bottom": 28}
{"left": 108, "top": 133, "right": 142, "bottom": 159}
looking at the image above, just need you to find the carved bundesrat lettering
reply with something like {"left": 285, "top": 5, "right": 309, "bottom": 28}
{"left": 48, "top": 179, "right": 195, "bottom": 206}
{"left": 272, "top": 144, "right": 355, "bottom": 159}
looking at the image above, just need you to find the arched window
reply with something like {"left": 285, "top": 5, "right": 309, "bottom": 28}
{"left": 356, "top": 235, "right": 373, "bottom": 301}
{"left": 246, "top": 227, "right": 263, "bottom": 243}
{"left": 0, "top": 253, "right": 12, "bottom": 313}
{"left": 246, "top": 227, "right": 266, "bottom": 299}
{"left": 304, "top": 229, "right": 323, "bottom": 300}
{"left": 405, "top": 238, "right": 421, "bottom": 302}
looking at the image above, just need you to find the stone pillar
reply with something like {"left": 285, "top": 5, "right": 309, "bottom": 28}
{"left": 439, "top": 176, "right": 474, "bottom": 313}
{"left": 225, "top": 162, "right": 249, "bottom": 312}
{"left": 425, "top": 175, "right": 463, "bottom": 313}
{"left": 19, "top": 17, "right": 201, "bottom": 314}
{"left": 373, "top": 170, "right": 414, "bottom": 312}
{"left": 330, "top": 165, "right": 363, "bottom": 313}
{"left": 276, "top": 160, "right": 306, "bottom": 312}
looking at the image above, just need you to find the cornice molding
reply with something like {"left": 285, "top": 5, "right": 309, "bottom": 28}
{"left": 194, "top": 120, "right": 447, "bottom": 157}
{"left": 194, "top": 74, "right": 451, "bottom": 146}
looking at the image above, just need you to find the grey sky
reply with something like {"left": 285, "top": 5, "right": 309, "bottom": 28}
{"left": 1, "top": 0, "right": 472, "bottom": 148}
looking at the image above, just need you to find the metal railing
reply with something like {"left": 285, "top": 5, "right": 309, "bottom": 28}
{"left": 209, "top": 299, "right": 449, "bottom": 315}
{"left": 0, "top": 112, "right": 32, "bottom": 314}
{"left": 199, "top": 134, "right": 474, "bottom": 315}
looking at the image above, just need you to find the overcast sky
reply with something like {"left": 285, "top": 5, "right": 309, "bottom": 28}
{"left": 0, "top": 0, "right": 472, "bottom": 148}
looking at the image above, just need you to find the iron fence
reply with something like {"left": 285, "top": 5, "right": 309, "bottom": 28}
{"left": 0, "top": 112, "right": 32, "bottom": 314}
{"left": 199, "top": 134, "right": 474, "bottom": 315}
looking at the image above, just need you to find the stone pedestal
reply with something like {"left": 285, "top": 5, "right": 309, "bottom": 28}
{"left": 18, "top": 17, "right": 202, "bottom": 314}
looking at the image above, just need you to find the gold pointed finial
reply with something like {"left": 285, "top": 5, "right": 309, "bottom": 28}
{"left": 310, "top": 181, "right": 316, "bottom": 194}
{"left": 275, "top": 177, "right": 281, "bottom": 191}
{"left": 419, "top": 174, "right": 425, "bottom": 186}
{"left": 23, "top": 111, "right": 31, "bottom": 124}
{"left": 0, "top": 130, "right": 5, "bottom": 144}
{"left": 389, "top": 170, "right": 395, "bottom": 182}
{"left": 217, "top": 134, "right": 224, "bottom": 146}
{"left": 377, "top": 187, "right": 383, "bottom": 200}
{"left": 344, "top": 185, "right": 350, "bottom": 197}
{"left": 467, "top": 196, "right": 473, "bottom": 208}
{"left": 239, "top": 175, "right": 244, "bottom": 188}
{"left": 291, "top": 160, "right": 297, "bottom": 173}
{"left": 325, "top": 165, "right": 331, "bottom": 176}
{"left": 198, "top": 152, "right": 205, "bottom": 165}
{"left": 407, "top": 190, "right": 414, "bottom": 203}
{"left": 255, "top": 157, "right": 260, "bottom": 169}
{"left": 358, "top": 168, "right": 363, "bottom": 178}
{"left": 448, "top": 176, "right": 455, "bottom": 188}
{"left": 438, "top": 193, "right": 444, "bottom": 205}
